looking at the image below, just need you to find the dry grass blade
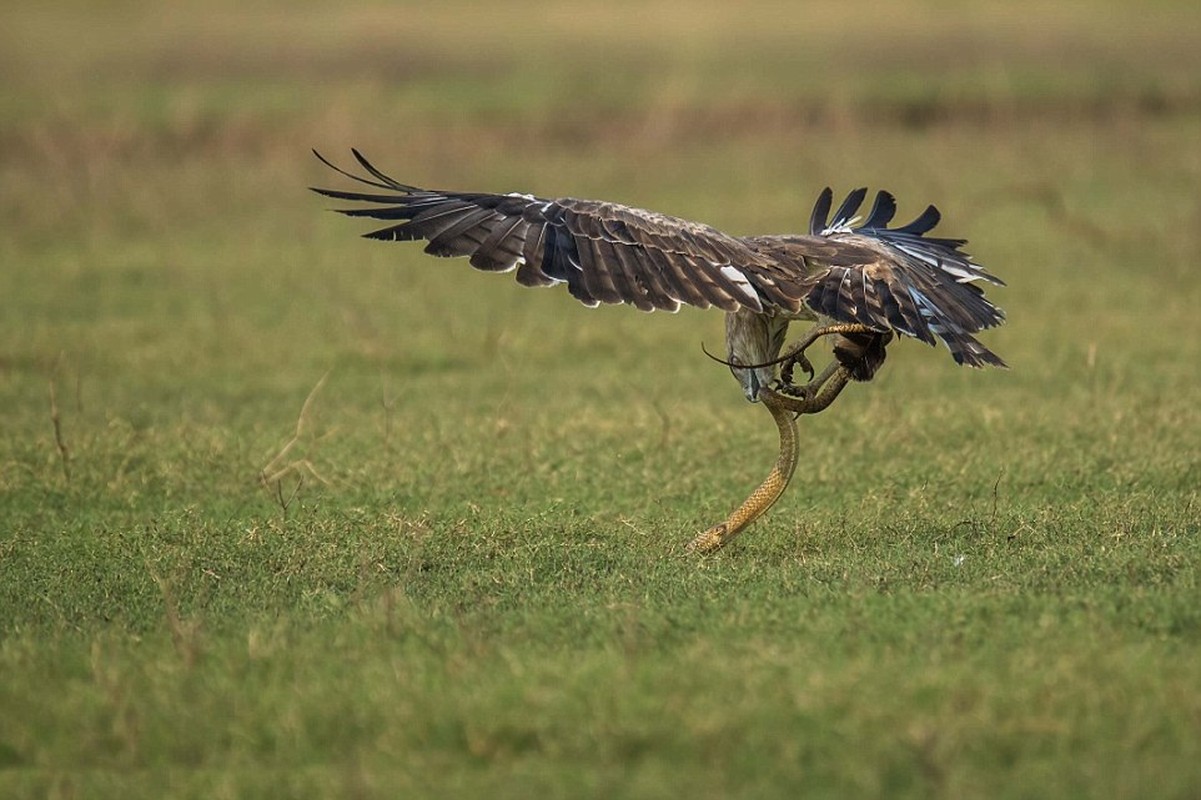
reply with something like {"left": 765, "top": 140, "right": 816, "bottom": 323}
{"left": 259, "top": 370, "right": 333, "bottom": 489}
{"left": 48, "top": 372, "right": 70, "bottom": 483}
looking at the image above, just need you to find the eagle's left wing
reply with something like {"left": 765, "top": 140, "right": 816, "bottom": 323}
{"left": 311, "top": 150, "right": 811, "bottom": 315}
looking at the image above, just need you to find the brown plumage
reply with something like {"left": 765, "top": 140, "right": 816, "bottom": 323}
{"left": 312, "top": 150, "right": 1005, "bottom": 401}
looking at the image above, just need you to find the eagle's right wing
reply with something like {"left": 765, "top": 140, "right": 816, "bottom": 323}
{"left": 748, "top": 188, "right": 1007, "bottom": 368}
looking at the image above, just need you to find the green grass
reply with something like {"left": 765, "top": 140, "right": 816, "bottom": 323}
{"left": 2, "top": 1, "right": 1201, "bottom": 797}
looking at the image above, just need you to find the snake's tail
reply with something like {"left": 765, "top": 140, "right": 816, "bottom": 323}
{"left": 686, "top": 391, "right": 800, "bottom": 554}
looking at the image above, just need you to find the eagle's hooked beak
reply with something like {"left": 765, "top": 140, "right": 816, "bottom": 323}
{"left": 745, "top": 371, "right": 762, "bottom": 403}
{"left": 699, "top": 342, "right": 773, "bottom": 403}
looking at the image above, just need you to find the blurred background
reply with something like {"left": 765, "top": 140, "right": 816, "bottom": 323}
{"left": 2, "top": 0, "right": 1199, "bottom": 495}
{"left": 3, "top": 3, "right": 1201, "bottom": 791}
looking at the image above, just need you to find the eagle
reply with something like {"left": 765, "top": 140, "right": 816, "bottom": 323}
{"left": 313, "top": 150, "right": 1005, "bottom": 552}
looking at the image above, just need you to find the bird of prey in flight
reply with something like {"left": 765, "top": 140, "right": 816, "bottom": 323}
{"left": 313, "top": 150, "right": 1005, "bottom": 552}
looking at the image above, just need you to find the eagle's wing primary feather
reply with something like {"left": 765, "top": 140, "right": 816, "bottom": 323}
{"left": 311, "top": 150, "right": 807, "bottom": 315}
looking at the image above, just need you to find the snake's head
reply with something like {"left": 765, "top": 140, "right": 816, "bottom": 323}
{"left": 687, "top": 523, "right": 730, "bottom": 554}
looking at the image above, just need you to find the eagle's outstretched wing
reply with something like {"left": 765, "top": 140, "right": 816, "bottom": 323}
{"left": 311, "top": 149, "right": 812, "bottom": 314}
{"left": 746, "top": 188, "right": 1006, "bottom": 367}
{"left": 313, "top": 151, "right": 1006, "bottom": 367}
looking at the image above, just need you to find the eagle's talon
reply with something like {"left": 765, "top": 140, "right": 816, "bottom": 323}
{"left": 779, "top": 346, "right": 816, "bottom": 387}
{"left": 781, "top": 354, "right": 814, "bottom": 387}
{"left": 774, "top": 381, "right": 812, "bottom": 401}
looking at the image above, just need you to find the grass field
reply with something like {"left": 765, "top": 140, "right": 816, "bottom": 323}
{"left": 3, "top": 1, "right": 1200, "bottom": 797}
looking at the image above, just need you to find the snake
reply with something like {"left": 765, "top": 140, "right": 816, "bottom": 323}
{"left": 687, "top": 366, "right": 852, "bottom": 554}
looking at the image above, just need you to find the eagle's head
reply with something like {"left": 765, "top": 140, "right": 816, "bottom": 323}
{"left": 725, "top": 309, "right": 790, "bottom": 402}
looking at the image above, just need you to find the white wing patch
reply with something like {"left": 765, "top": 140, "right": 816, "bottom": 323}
{"left": 822, "top": 216, "right": 861, "bottom": 236}
{"left": 719, "top": 264, "right": 761, "bottom": 305}
{"left": 887, "top": 241, "right": 988, "bottom": 284}
{"left": 910, "top": 288, "right": 962, "bottom": 338}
